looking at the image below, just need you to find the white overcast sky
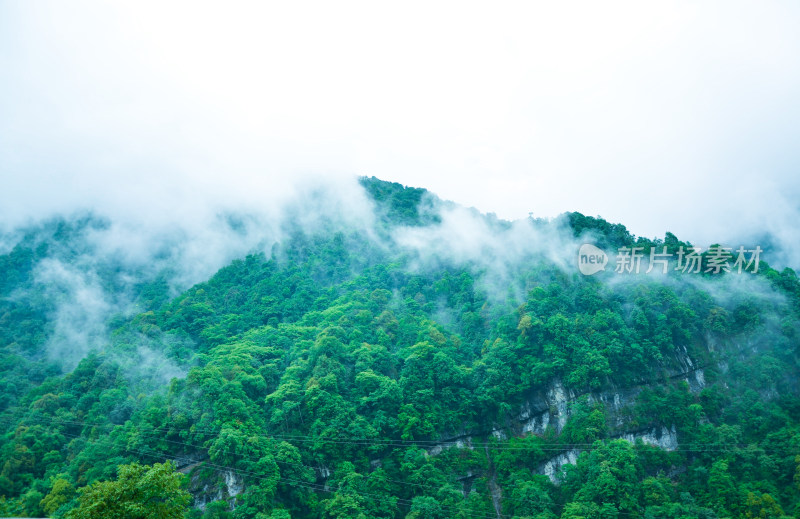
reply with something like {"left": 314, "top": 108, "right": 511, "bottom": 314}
{"left": 2, "top": 1, "right": 800, "bottom": 262}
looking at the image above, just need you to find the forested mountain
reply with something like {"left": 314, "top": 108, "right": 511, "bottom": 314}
{"left": 1, "top": 177, "right": 799, "bottom": 519}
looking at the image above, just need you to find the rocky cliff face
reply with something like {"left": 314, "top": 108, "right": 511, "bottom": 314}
{"left": 539, "top": 425, "right": 679, "bottom": 482}
{"left": 517, "top": 357, "right": 707, "bottom": 438}
{"left": 515, "top": 367, "right": 706, "bottom": 434}
{"left": 513, "top": 345, "right": 708, "bottom": 481}
{"left": 183, "top": 345, "right": 715, "bottom": 510}
{"left": 420, "top": 344, "right": 711, "bottom": 489}
{"left": 184, "top": 466, "right": 244, "bottom": 512}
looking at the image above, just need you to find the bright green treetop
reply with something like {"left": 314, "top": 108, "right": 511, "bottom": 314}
{"left": 66, "top": 462, "right": 190, "bottom": 519}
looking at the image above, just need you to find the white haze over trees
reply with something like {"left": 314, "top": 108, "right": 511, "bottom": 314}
{"left": 0, "top": 175, "right": 783, "bottom": 378}
{"left": 2, "top": 1, "right": 800, "bottom": 373}
{"left": 1, "top": 1, "right": 800, "bottom": 265}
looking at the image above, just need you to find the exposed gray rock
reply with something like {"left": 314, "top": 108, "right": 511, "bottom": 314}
{"left": 620, "top": 425, "right": 678, "bottom": 451}
{"left": 538, "top": 425, "right": 679, "bottom": 483}
{"left": 426, "top": 437, "right": 473, "bottom": 456}
{"left": 540, "top": 449, "right": 580, "bottom": 482}
{"left": 223, "top": 470, "right": 243, "bottom": 500}
{"left": 190, "top": 468, "right": 243, "bottom": 511}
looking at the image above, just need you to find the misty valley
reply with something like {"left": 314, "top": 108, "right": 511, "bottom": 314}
{"left": 1, "top": 177, "right": 799, "bottom": 519}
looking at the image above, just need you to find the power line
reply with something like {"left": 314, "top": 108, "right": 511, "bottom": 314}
{"left": 4, "top": 413, "right": 794, "bottom": 519}
{"left": 15, "top": 420, "right": 510, "bottom": 519}
{"left": 3, "top": 413, "right": 789, "bottom": 454}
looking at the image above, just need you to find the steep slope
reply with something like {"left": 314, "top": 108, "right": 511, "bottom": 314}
{"left": 1, "top": 178, "right": 799, "bottom": 518}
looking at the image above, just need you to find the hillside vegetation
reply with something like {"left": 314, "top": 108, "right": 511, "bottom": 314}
{"left": 1, "top": 178, "right": 799, "bottom": 519}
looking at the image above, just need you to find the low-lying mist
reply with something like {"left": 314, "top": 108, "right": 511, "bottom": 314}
{"left": 1, "top": 174, "right": 796, "bottom": 381}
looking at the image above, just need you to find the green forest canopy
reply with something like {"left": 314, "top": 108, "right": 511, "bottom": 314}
{"left": 1, "top": 177, "right": 799, "bottom": 518}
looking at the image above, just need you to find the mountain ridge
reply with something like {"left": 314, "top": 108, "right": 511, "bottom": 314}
{"left": 0, "top": 177, "right": 798, "bottom": 519}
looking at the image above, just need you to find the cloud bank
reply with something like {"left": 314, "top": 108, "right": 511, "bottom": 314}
{"left": 2, "top": 1, "right": 800, "bottom": 266}
{"left": 2, "top": 1, "right": 800, "bottom": 375}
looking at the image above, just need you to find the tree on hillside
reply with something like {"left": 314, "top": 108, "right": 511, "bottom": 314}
{"left": 66, "top": 461, "right": 190, "bottom": 519}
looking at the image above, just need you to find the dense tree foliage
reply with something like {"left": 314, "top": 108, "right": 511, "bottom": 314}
{"left": 66, "top": 462, "right": 190, "bottom": 519}
{"left": 1, "top": 178, "right": 799, "bottom": 518}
